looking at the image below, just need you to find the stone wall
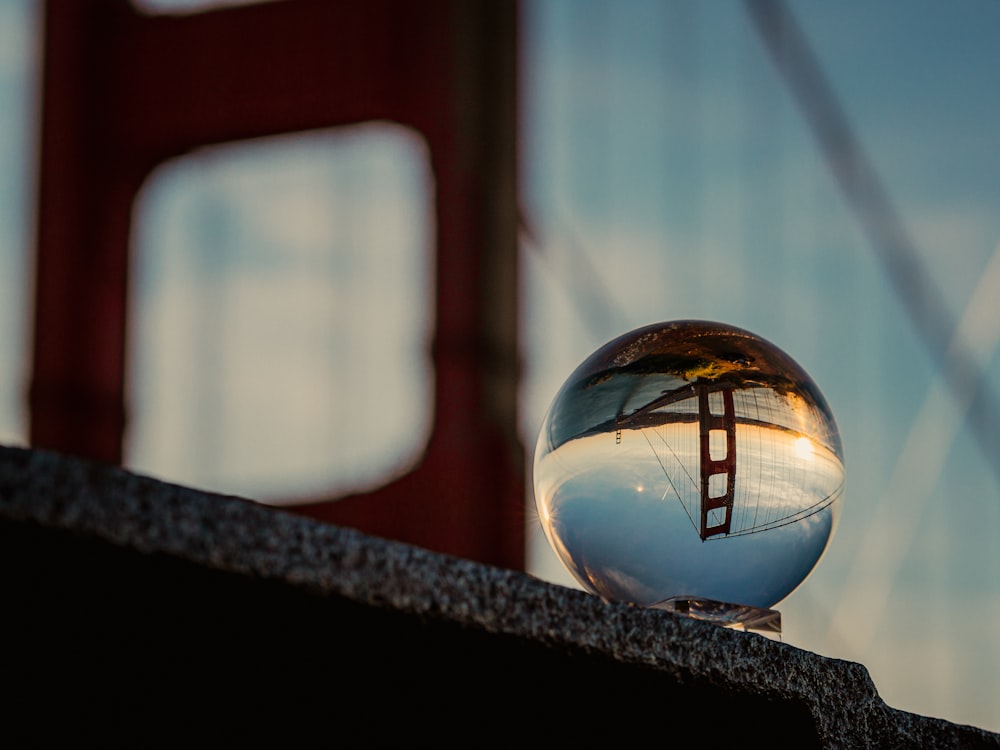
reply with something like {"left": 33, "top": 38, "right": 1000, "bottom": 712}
{"left": 2, "top": 445, "right": 997, "bottom": 748}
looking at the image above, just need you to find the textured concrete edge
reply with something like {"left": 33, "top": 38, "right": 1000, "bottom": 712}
{"left": 1, "top": 444, "right": 997, "bottom": 748}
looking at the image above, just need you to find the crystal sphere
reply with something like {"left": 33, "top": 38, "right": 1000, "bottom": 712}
{"left": 532, "top": 320, "right": 845, "bottom": 611}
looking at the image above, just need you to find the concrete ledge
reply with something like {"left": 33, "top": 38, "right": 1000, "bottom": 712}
{"left": 2, "top": 444, "right": 998, "bottom": 748}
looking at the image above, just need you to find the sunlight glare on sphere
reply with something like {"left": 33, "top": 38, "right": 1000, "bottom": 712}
{"left": 794, "top": 436, "right": 815, "bottom": 460}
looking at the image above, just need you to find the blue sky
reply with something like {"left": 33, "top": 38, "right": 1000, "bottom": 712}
{"left": 2, "top": 0, "right": 999, "bottom": 732}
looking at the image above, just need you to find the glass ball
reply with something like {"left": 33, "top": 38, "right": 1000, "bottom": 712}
{"left": 532, "top": 320, "right": 845, "bottom": 611}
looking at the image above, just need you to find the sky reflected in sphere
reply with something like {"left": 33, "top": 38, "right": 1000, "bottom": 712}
{"left": 532, "top": 320, "right": 845, "bottom": 610}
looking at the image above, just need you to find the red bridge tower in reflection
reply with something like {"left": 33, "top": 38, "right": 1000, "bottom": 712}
{"left": 697, "top": 385, "right": 737, "bottom": 540}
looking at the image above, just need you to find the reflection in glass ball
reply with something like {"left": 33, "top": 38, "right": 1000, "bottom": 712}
{"left": 532, "top": 320, "right": 845, "bottom": 614}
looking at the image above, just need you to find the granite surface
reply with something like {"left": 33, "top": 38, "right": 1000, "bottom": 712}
{"left": 2, "top": 444, "right": 997, "bottom": 748}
